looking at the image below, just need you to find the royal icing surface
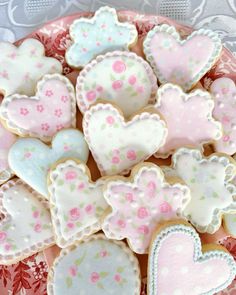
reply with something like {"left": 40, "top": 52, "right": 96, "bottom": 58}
{"left": 143, "top": 24, "right": 222, "bottom": 91}
{"left": 0, "top": 121, "right": 16, "bottom": 184}
{"left": 102, "top": 163, "right": 190, "bottom": 254}
{"left": 165, "top": 148, "right": 236, "bottom": 233}
{"left": 48, "top": 159, "right": 108, "bottom": 248}
{"left": 0, "top": 74, "right": 76, "bottom": 142}
{"left": 47, "top": 234, "right": 140, "bottom": 295}
{"left": 155, "top": 83, "right": 222, "bottom": 158}
{"left": 0, "top": 179, "right": 54, "bottom": 265}
{"left": 210, "top": 77, "right": 236, "bottom": 155}
{"left": 0, "top": 38, "right": 62, "bottom": 96}
{"left": 76, "top": 51, "right": 157, "bottom": 117}
{"left": 148, "top": 223, "right": 236, "bottom": 295}
{"left": 66, "top": 6, "right": 137, "bottom": 68}
{"left": 82, "top": 103, "right": 167, "bottom": 176}
{"left": 8, "top": 129, "right": 89, "bottom": 198}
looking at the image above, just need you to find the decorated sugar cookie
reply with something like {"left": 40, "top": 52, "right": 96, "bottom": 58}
{"left": 143, "top": 24, "right": 222, "bottom": 91}
{"left": 8, "top": 129, "right": 89, "bottom": 198}
{"left": 164, "top": 148, "right": 236, "bottom": 233}
{"left": 66, "top": 6, "right": 137, "bottom": 68}
{"left": 154, "top": 83, "right": 222, "bottom": 158}
{"left": 83, "top": 102, "right": 167, "bottom": 176}
{"left": 210, "top": 77, "right": 236, "bottom": 155}
{"left": 0, "top": 38, "right": 62, "bottom": 96}
{"left": 76, "top": 51, "right": 157, "bottom": 117}
{"left": 0, "top": 121, "right": 17, "bottom": 184}
{"left": 48, "top": 159, "right": 108, "bottom": 248}
{"left": 0, "top": 74, "right": 76, "bottom": 142}
{"left": 0, "top": 178, "right": 54, "bottom": 265}
{"left": 102, "top": 163, "right": 190, "bottom": 254}
{"left": 148, "top": 222, "right": 236, "bottom": 295}
{"left": 47, "top": 234, "right": 141, "bottom": 295}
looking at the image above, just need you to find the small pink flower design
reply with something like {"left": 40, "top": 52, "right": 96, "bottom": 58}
{"left": 77, "top": 183, "right": 85, "bottom": 190}
{"left": 117, "top": 219, "right": 126, "bottom": 228}
{"left": 128, "top": 75, "right": 137, "bottom": 85}
{"left": 54, "top": 109, "right": 63, "bottom": 117}
{"left": 45, "top": 90, "right": 53, "bottom": 97}
{"left": 112, "top": 60, "right": 126, "bottom": 73}
{"left": 137, "top": 207, "right": 149, "bottom": 219}
{"left": 41, "top": 123, "right": 50, "bottom": 131}
{"left": 90, "top": 272, "right": 100, "bottom": 283}
{"left": 69, "top": 208, "right": 81, "bottom": 221}
{"left": 85, "top": 204, "right": 94, "bottom": 214}
{"left": 127, "top": 150, "right": 136, "bottom": 161}
{"left": 138, "top": 225, "right": 149, "bottom": 235}
{"left": 0, "top": 232, "right": 7, "bottom": 243}
{"left": 56, "top": 124, "right": 64, "bottom": 131}
{"left": 86, "top": 90, "right": 96, "bottom": 102}
{"left": 65, "top": 171, "right": 77, "bottom": 181}
{"left": 0, "top": 70, "right": 9, "bottom": 79}
{"left": 36, "top": 63, "right": 43, "bottom": 68}
{"left": 222, "top": 116, "right": 230, "bottom": 124}
{"left": 34, "top": 223, "right": 42, "bottom": 233}
{"left": 82, "top": 48, "right": 87, "bottom": 52}
{"left": 96, "top": 85, "right": 103, "bottom": 92}
{"left": 112, "top": 80, "right": 123, "bottom": 90}
{"left": 67, "top": 222, "right": 75, "bottom": 229}
{"left": 61, "top": 95, "right": 69, "bottom": 103}
{"left": 36, "top": 105, "right": 44, "bottom": 112}
{"left": 24, "top": 152, "right": 32, "bottom": 159}
{"left": 106, "top": 116, "right": 114, "bottom": 125}
{"left": 20, "top": 108, "right": 29, "bottom": 116}
{"left": 96, "top": 41, "right": 101, "bottom": 47}
{"left": 8, "top": 52, "right": 17, "bottom": 59}
{"left": 114, "top": 274, "right": 121, "bottom": 282}
{"left": 4, "top": 244, "right": 11, "bottom": 251}
{"left": 126, "top": 193, "right": 134, "bottom": 202}
{"left": 100, "top": 250, "right": 107, "bottom": 257}
{"left": 69, "top": 266, "right": 77, "bottom": 277}
{"left": 112, "top": 156, "right": 120, "bottom": 164}
{"left": 64, "top": 145, "right": 70, "bottom": 151}
{"left": 108, "top": 37, "right": 112, "bottom": 42}
{"left": 159, "top": 201, "right": 172, "bottom": 213}
{"left": 223, "top": 135, "right": 230, "bottom": 142}
{"left": 137, "top": 86, "right": 144, "bottom": 93}
{"left": 33, "top": 211, "right": 39, "bottom": 218}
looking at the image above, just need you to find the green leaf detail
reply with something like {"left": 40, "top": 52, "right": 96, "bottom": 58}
{"left": 75, "top": 251, "right": 86, "bottom": 266}
{"left": 79, "top": 202, "right": 85, "bottom": 208}
{"left": 66, "top": 277, "right": 72, "bottom": 288}
{"left": 32, "top": 206, "right": 37, "bottom": 212}
{"left": 12, "top": 245, "right": 17, "bottom": 250}
{"left": 84, "top": 85, "right": 89, "bottom": 91}
{"left": 77, "top": 272, "right": 82, "bottom": 278}
{"left": 192, "top": 166, "right": 197, "bottom": 172}
{"left": 63, "top": 214, "right": 68, "bottom": 222}
{"left": 190, "top": 178, "right": 195, "bottom": 183}
{"left": 96, "top": 206, "right": 104, "bottom": 212}
{"left": 117, "top": 266, "right": 124, "bottom": 273}
{"left": 76, "top": 221, "right": 82, "bottom": 227}
{"left": 131, "top": 92, "right": 137, "bottom": 97}
{"left": 3, "top": 224, "right": 11, "bottom": 231}
{"left": 94, "top": 253, "right": 100, "bottom": 259}
{"left": 200, "top": 196, "right": 205, "bottom": 200}
{"left": 110, "top": 74, "right": 116, "bottom": 81}
{"left": 97, "top": 282, "right": 104, "bottom": 289}
{"left": 70, "top": 183, "right": 76, "bottom": 192}
{"left": 43, "top": 224, "right": 50, "bottom": 230}
{"left": 213, "top": 192, "right": 219, "bottom": 198}
{"left": 99, "top": 272, "right": 108, "bottom": 278}
{"left": 101, "top": 123, "right": 106, "bottom": 130}
{"left": 57, "top": 179, "right": 64, "bottom": 186}
{"left": 114, "top": 123, "right": 119, "bottom": 128}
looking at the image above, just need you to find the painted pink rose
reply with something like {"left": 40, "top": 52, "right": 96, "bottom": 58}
{"left": 137, "top": 207, "right": 149, "bottom": 219}
{"left": 117, "top": 219, "right": 126, "bottom": 228}
{"left": 65, "top": 171, "right": 77, "bottom": 181}
{"left": 34, "top": 223, "right": 42, "bottom": 233}
{"left": 126, "top": 193, "right": 134, "bottom": 202}
{"left": 0, "top": 232, "right": 7, "bottom": 243}
{"left": 137, "top": 86, "right": 144, "bottom": 93}
{"left": 33, "top": 211, "right": 39, "bottom": 218}
{"left": 90, "top": 272, "right": 100, "bottom": 283}
{"left": 4, "top": 244, "right": 11, "bottom": 251}
{"left": 86, "top": 90, "right": 96, "bottom": 102}
{"left": 77, "top": 183, "right": 85, "bottom": 190}
{"left": 127, "top": 150, "right": 136, "bottom": 161}
{"left": 112, "top": 156, "right": 120, "bottom": 164}
{"left": 69, "top": 266, "right": 77, "bottom": 277}
{"left": 114, "top": 274, "right": 121, "bottom": 282}
{"left": 112, "top": 60, "right": 126, "bottom": 73}
{"left": 69, "top": 208, "right": 80, "bottom": 221}
{"left": 85, "top": 204, "right": 94, "bottom": 214}
{"left": 138, "top": 225, "right": 149, "bottom": 235}
{"left": 24, "top": 152, "right": 32, "bottom": 159}
{"left": 223, "top": 135, "right": 230, "bottom": 142}
{"left": 159, "top": 201, "right": 172, "bottom": 213}
{"left": 106, "top": 116, "right": 114, "bottom": 125}
{"left": 147, "top": 181, "right": 156, "bottom": 198}
{"left": 112, "top": 80, "right": 123, "bottom": 90}
{"left": 128, "top": 75, "right": 137, "bottom": 85}
{"left": 96, "top": 85, "right": 103, "bottom": 92}
{"left": 100, "top": 250, "right": 108, "bottom": 257}
{"left": 67, "top": 222, "right": 75, "bottom": 229}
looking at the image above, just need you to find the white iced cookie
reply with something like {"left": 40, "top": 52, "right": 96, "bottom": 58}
{"left": 0, "top": 38, "right": 62, "bottom": 96}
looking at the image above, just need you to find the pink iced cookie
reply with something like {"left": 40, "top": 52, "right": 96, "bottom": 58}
{"left": 0, "top": 122, "right": 16, "bottom": 184}
{"left": 210, "top": 77, "right": 236, "bottom": 155}
{"left": 0, "top": 74, "right": 76, "bottom": 142}
{"left": 155, "top": 83, "right": 222, "bottom": 158}
{"left": 148, "top": 222, "right": 236, "bottom": 295}
{"left": 76, "top": 51, "right": 157, "bottom": 117}
{"left": 143, "top": 24, "right": 222, "bottom": 91}
{"left": 102, "top": 163, "right": 190, "bottom": 254}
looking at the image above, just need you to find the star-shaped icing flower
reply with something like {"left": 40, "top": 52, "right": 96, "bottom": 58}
{"left": 164, "top": 147, "right": 236, "bottom": 233}
{"left": 102, "top": 163, "right": 190, "bottom": 254}
{"left": 65, "top": 6, "right": 137, "bottom": 68}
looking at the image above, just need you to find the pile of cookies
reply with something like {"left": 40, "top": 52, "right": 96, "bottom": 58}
{"left": 0, "top": 6, "right": 236, "bottom": 295}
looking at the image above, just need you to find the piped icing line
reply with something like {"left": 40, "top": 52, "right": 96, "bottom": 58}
{"left": 48, "top": 159, "right": 109, "bottom": 248}
{"left": 76, "top": 51, "right": 157, "bottom": 116}
{"left": 0, "top": 74, "right": 76, "bottom": 142}
{"left": 143, "top": 24, "right": 222, "bottom": 91}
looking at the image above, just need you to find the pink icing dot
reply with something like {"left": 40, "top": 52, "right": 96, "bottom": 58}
{"left": 69, "top": 266, "right": 77, "bottom": 277}
{"left": 112, "top": 156, "right": 120, "bottom": 164}
{"left": 137, "top": 207, "right": 149, "bottom": 219}
{"left": 67, "top": 222, "right": 75, "bottom": 229}
{"left": 138, "top": 225, "right": 149, "bottom": 235}
{"left": 34, "top": 223, "right": 42, "bottom": 233}
{"left": 117, "top": 219, "right": 126, "bottom": 228}
{"left": 112, "top": 80, "right": 123, "bottom": 90}
{"left": 85, "top": 204, "right": 93, "bottom": 214}
{"left": 106, "top": 116, "right": 114, "bottom": 125}
{"left": 77, "top": 183, "right": 85, "bottom": 190}
{"left": 86, "top": 90, "right": 96, "bottom": 102}
{"left": 24, "top": 152, "right": 32, "bottom": 159}
{"left": 69, "top": 208, "right": 80, "bottom": 221}
{"left": 126, "top": 150, "right": 136, "bottom": 161}
{"left": 0, "top": 232, "right": 7, "bottom": 243}
{"left": 33, "top": 211, "right": 39, "bottom": 218}
{"left": 96, "top": 41, "right": 101, "bottom": 47}
{"left": 65, "top": 171, "right": 77, "bottom": 181}
{"left": 45, "top": 90, "right": 53, "bottom": 97}
{"left": 128, "top": 75, "right": 137, "bottom": 85}
{"left": 20, "top": 108, "right": 29, "bottom": 116}
{"left": 90, "top": 272, "right": 100, "bottom": 283}
{"left": 126, "top": 193, "right": 134, "bottom": 202}
{"left": 4, "top": 244, "right": 11, "bottom": 251}
{"left": 114, "top": 274, "right": 121, "bottom": 282}
{"left": 100, "top": 250, "right": 107, "bottom": 257}
{"left": 36, "top": 105, "right": 44, "bottom": 112}
{"left": 222, "top": 87, "right": 229, "bottom": 94}
{"left": 223, "top": 135, "right": 230, "bottom": 142}
{"left": 61, "top": 95, "right": 69, "bottom": 103}
{"left": 41, "top": 123, "right": 50, "bottom": 131}
{"left": 159, "top": 201, "right": 172, "bottom": 213}
{"left": 222, "top": 116, "right": 230, "bottom": 124}
{"left": 96, "top": 85, "right": 103, "bottom": 92}
{"left": 112, "top": 60, "right": 126, "bottom": 73}
{"left": 137, "top": 86, "right": 144, "bottom": 93}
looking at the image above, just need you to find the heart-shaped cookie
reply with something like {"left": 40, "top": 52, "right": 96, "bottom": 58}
{"left": 143, "top": 24, "right": 222, "bottom": 91}
{"left": 47, "top": 234, "right": 141, "bottom": 295}
{"left": 0, "top": 178, "right": 54, "bottom": 265}
{"left": 148, "top": 222, "right": 236, "bottom": 295}
{"left": 8, "top": 129, "right": 89, "bottom": 198}
{"left": 48, "top": 159, "right": 108, "bottom": 248}
{"left": 82, "top": 102, "right": 167, "bottom": 176}
{"left": 0, "top": 74, "right": 76, "bottom": 142}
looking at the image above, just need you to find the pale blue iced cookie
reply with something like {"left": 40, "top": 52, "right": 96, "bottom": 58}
{"left": 65, "top": 6, "right": 138, "bottom": 68}
{"left": 8, "top": 129, "right": 89, "bottom": 198}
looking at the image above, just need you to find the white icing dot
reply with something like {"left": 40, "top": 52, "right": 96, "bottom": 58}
{"left": 181, "top": 266, "right": 188, "bottom": 274}
{"left": 204, "top": 266, "right": 212, "bottom": 274}
{"left": 175, "top": 245, "right": 183, "bottom": 253}
{"left": 174, "top": 290, "right": 183, "bottom": 295}
{"left": 161, "top": 267, "right": 169, "bottom": 276}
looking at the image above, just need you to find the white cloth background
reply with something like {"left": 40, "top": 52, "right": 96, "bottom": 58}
{"left": 0, "top": 0, "right": 235, "bottom": 55}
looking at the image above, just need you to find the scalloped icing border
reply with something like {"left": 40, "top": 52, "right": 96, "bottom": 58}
{"left": 143, "top": 24, "right": 222, "bottom": 92}
{"left": 154, "top": 83, "right": 223, "bottom": 158}
{"left": 0, "top": 178, "right": 55, "bottom": 265}
{"left": 65, "top": 6, "right": 138, "bottom": 68}
{"left": 47, "top": 233, "right": 141, "bottom": 295}
{"left": 172, "top": 147, "right": 236, "bottom": 233}
{"left": 0, "top": 73, "right": 76, "bottom": 143}
{"left": 48, "top": 159, "right": 108, "bottom": 248}
{"left": 148, "top": 223, "right": 236, "bottom": 295}
{"left": 76, "top": 50, "right": 158, "bottom": 114}
{"left": 82, "top": 102, "right": 168, "bottom": 176}
{"left": 102, "top": 162, "right": 191, "bottom": 254}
